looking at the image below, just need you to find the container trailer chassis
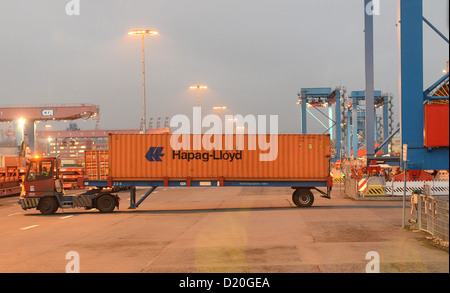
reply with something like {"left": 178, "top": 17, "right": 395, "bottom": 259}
{"left": 83, "top": 177, "right": 333, "bottom": 210}
{"left": 20, "top": 179, "right": 331, "bottom": 214}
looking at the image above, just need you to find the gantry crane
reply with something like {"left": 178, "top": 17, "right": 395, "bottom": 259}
{"left": 0, "top": 104, "right": 99, "bottom": 155}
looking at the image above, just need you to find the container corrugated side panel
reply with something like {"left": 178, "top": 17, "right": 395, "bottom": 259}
{"left": 85, "top": 150, "right": 109, "bottom": 180}
{"left": 109, "top": 134, "right": 330, "bottom": 181}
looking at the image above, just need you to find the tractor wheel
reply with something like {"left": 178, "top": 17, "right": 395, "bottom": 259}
{"left": 96, "top": 194, "right": 116, "bottom": 213}
{"left": 38, "top": 197, "right": 59, "bottom": 215}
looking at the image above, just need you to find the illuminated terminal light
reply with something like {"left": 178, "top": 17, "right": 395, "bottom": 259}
{"left": 306, "top": 102, "right": 328, "bottom": 108}
{"left": 190, "top": 85, "right": 208, "bottom": 89}
{"left": 190, "top": 85, "right": 208, "bottom": 107}
{"left": 18, "top": 118, "right": 26, "bottom": 127}
{"left": 128, "top": 30, "right": 159, "bottom": 36}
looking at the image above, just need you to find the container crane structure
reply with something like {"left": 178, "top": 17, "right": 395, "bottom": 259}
{"left": 398, "top": 0, "right": 449, "bottom": 170}
{"left": 0, "top": 104, "right": 100, "bottom": 156}
{"left": 344, "top": 90, "right": 396, "bottom": 160}
{"left": 297, "top": 87, "right": 344, "bottom": 161}
{"left": 298, "top": 0, "right": 449, "bottom": 172}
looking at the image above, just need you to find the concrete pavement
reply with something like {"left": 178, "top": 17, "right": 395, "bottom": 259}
{"left": 0, "top": 186, "right": 448, "bottom": 273}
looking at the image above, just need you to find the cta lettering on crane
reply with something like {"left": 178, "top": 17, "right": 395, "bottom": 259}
{"left": 41, "top": 109, "right": 55, "bottom": 117}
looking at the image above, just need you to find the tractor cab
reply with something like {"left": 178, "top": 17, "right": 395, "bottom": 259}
{"left": 22, "top": 156, "right": 63, "bottom": 197}
{"left": 19, "top": 156, "right": 64, "bottom": 214}
{"left": 19, "top": 156, "right": 119, "bottom": 215}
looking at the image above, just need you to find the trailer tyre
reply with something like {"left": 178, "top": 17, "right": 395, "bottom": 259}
{"left": 38, "top": 197, "right": 59, "bottom": 215}
{"left": 96, "top": 194, "right": 116, "bottom": 213}
{"left": 292, "top": 189, "right": 314, "bottom": 208}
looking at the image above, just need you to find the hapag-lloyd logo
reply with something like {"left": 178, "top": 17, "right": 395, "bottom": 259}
{"left": 146, "top": 147, "right": 165, "bottom": 162}
{"left": 146, "top": 107, "right": 279, "bottom": 162}
{"left": 146, "top": 147, "right": 244, "bottom": 163}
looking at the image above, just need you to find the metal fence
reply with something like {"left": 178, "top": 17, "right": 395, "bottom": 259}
{"left": 410, "top": 185, "right": 449, "bottom": 242}
{"left": 386, "top": 180, "right": 450, "bottom": 197}
{"left": 343, "top": 178, "right": 358, "bottom": 199}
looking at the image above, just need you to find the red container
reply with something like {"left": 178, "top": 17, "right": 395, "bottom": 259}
{"left": 424, "top": 104, "right": 449, "bottom": 148}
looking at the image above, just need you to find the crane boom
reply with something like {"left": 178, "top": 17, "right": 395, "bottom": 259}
{"left": 0, "top": 104, "right": 99, "bottom": 122}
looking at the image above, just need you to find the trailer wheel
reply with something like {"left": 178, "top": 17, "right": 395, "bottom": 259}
{"left": 38, "top": 197, "right": 59, "bottom": 215}
{"left": 292, "top": 189, "right": 314, "bottom": 208}
{"left": 96, "top": 194, "right": 116, "bottom": 213}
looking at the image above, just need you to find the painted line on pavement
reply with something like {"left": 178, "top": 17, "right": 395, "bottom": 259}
{"left": 60, "top": 215, "right": 74, "bottom": 219}
{"left": 20, "top": 225, "right": 39, "bottom": 230}
{"left": 8, "top": 212, "right": 22, "bottom": 217}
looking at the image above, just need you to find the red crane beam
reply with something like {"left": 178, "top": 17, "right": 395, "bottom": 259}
{"left": 0, "top": 104, "right": 99, "bottom": 122}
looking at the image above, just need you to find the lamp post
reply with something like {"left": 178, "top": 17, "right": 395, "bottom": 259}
{"left": 213, "top": 106, "right": 227, "bottom": 121}
{"left": 128, "top": 29, "right": 159, "bottom": 134}
{"left": 190, "top": 85, "right": 208, "bottom": 107}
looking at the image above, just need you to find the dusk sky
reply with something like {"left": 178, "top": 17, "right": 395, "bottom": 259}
{"left": 0, "top": 0, "right": 448, "bottom": 134}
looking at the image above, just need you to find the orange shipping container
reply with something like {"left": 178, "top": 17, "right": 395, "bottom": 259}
{"left": 109, "top": 134, "right": 331, "bottom": 181}
{"left": 85, "top": 150, "right": 109, "bottom": 180}
{"left": 3, "top": 157, "right": 20, "bottom": 167}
